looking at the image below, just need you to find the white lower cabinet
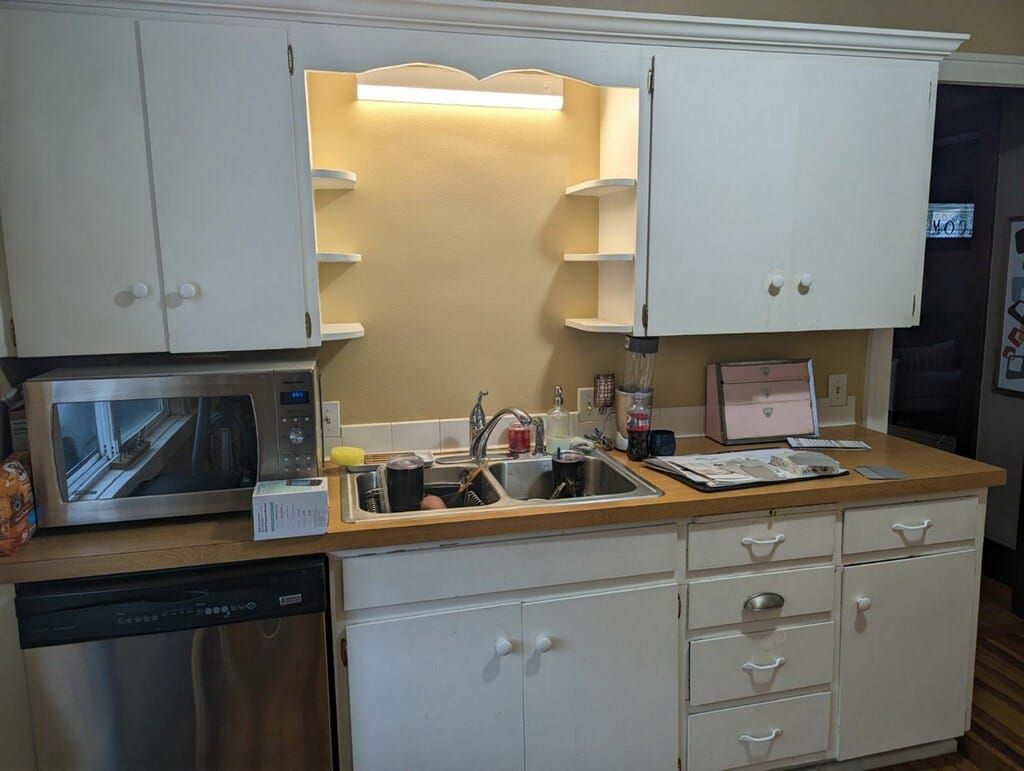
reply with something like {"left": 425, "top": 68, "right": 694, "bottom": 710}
{"left": 345, "top": 603, "right": 524, "bottom": 771}
{"left": 688, "top": 692, "right": 832, "bottom": 771}
{"left": 523, "top": 585, "right": 678, "bottom": 771}
{"left": 837, "top": 549, "right": 977, "bottom": 760}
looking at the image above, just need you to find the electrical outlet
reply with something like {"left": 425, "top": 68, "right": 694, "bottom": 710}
{"left": 322, "top": 400, "right": 341, "bottom": 438}
{"left": 826, "top": 374, "right": 848, "bottom": 407}
{"left": 577, "top": 387, "right": 598, "bottom": 424}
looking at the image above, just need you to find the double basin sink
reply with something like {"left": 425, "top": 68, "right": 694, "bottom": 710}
{"left": 344, "top": 450, "right": 663, "bottom": 521}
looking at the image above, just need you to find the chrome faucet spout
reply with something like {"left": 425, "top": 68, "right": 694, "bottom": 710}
{"left": 470, "top": 407, "right": 533, "bottom": 462}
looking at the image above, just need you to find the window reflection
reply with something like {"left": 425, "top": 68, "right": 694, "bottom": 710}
{"left": 54, "top": 396, "right": 257, "bottom": 502}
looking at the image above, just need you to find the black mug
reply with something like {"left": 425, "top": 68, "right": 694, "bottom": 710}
{"left": 385, "top": 456, "right": 425, "bottom": 512}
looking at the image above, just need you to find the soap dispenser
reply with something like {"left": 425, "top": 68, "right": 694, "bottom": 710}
{"left": 545, "top": 386, "right": 570, "bottom": 451}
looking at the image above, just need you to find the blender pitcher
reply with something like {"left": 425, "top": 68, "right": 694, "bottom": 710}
{"left": 615, "top": 336, "right": 659, "bottom": 450}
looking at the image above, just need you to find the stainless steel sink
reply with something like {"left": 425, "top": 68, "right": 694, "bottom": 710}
{"left": 488, "top": 455, "right": 640, "bottom": 500}
{"left": 343, "top": 450, "right": 662, "bottom": 521}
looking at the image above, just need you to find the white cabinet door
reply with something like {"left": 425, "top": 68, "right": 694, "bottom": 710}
{"left": 523, "top": 585, "right": 679, "bottom": 771}
{"left": 0, "top": 10, "right": 166, "bottom": 356}
{"left": 139, "top": 20, "right": 308, "bottom": 352}
{"left": 645, "top": 49, "right": 936, "bottom": 335}
{"left": 645, "top": 48, "right": 800, "bottom": 336}
{"left": 345, "top": 603, "right": 525, "bottom": 771}
{"left": 837, "top": 550, "right": 976, "bottom": 760}
{"left": 787, "top": 57, "right": 935, "bottom": 330}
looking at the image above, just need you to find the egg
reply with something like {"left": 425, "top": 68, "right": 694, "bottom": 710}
{"left": 420, "top": 495, "right": 448, "bottom": 510}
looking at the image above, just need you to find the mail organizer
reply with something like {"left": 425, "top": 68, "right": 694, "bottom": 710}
{"left": 705, "top": 359, "right": 819, "bottom": 445}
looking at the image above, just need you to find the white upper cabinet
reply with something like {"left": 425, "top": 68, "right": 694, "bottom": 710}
{"left": 645, "top": 48, "right": 937, "bottom": 336}
{"left": 0, "top": 10, "right": 166, "bottom": 356}
{"left": 139, "top": 20, "right": 309, "bottom": 352}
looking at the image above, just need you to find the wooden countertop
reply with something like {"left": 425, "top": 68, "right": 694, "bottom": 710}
{"left": 0, "top": 426, "right": 1005, "bottom": 584}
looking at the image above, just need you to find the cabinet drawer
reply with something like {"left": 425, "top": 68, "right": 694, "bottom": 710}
{"left": 843, "top": 497, "right": 978, "bottom": 556}
{"left": 687, "top": 692, "right": 831, "bottom": 771}
{"left": 722, "top": 379, "right": 810, "bottom": 405}
{"left": 689, "top": 621, "right": 834, "bottom": 706}
{"left": 688, "top": 512, "right": 835, "bottom": 572}
{"left": 722, "top": 400, "right": 814, "bottom": 440}
{"left": 340, "top": 525, "right": 676, "bottom": 610}
{"left": 688, "top": 566, "right": 834, "bottom": 630}
{"left": 720, "top": 362, "right": 810, "bottom": 383}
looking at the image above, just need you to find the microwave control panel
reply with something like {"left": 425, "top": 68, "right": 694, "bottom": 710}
{"left": 274, "top": 369, "right": 319, "bottom": 478}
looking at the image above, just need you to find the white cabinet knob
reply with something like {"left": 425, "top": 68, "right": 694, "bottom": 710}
{"left": 495, "top": 638, "right": 513, "bottom": 657}
{"left": 178, "top": 282, "right": 199, "bottom": 300}
{"left": 130, "top": 282, "right": 150, "bottom": 299}
{"left": 770, "top": 274, "right": 785, "bottom": 290}
{"left": 856, "top": 596, "right": 872, "bottom": 612}
{"left": 535, "top": 635, "right": 553, "bottom": 653}
{"left": 799, "top": 273, "right": 814, "bottom": 290}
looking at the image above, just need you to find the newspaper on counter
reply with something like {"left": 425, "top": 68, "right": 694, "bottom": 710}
{"left": 644, "top": 449, "right": 844, "bottom": 489}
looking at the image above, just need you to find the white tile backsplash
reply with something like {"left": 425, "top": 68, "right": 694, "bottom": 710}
{"left": 391, "top": 419, "right": 440, "bottom": 452}
{"left": 337, "top": 398, "right": 856, "bottom": 456}
{"left": 340, "top": 422, "right": 392, "bottom": 454}
{"left": 439, "top": 418, "right": 470, "bottom": 450}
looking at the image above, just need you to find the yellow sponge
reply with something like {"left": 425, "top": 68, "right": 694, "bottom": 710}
{"left": 330, "top": 446, "right": 366, "bottom": 467}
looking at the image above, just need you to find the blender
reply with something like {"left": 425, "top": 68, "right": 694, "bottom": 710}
{"left": 615, "top": 336, "right": 659, "bottom": 450}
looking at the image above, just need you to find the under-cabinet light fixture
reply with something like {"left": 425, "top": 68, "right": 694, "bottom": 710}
{"left": 356, "top": 65, "right": 564, "bottom": 110}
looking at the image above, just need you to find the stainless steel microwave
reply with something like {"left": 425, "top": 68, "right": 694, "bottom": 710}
{"left": 24, "top": 359, "right": 321, "bottom": 528}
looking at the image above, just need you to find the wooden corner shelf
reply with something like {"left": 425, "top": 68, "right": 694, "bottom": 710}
{"left": 564, "top": 178, "right": 636, "bottom": 197}
{"left": 564, "top": 317, "right": 633, "bottom": 333}
{"left": 312, "top": 168, "right": 357, "bottom": 190}
{"left": 563, "top": 252, "right": 634, "bottom": 262}
{"left": 320, "top": 322, "right": 365, "bottom": 341}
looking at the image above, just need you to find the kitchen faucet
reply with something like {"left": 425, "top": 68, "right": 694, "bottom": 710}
{"left": 470, "top": 406, "right": 535, "bottom": 462}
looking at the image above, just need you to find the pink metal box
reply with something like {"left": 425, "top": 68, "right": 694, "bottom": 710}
{"left": 705, "top": 359, "right": 819, "bottom": 445}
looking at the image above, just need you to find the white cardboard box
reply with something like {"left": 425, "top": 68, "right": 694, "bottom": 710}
{"left": 252, "top": 478, "right": 329, "bottom": 541}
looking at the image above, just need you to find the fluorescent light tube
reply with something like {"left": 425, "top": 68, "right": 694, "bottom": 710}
{"left": 356, "top": 84, "right": 563, "bottom": 110}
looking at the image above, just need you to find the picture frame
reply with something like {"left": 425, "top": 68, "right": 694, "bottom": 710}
{"left": 994, "top": 215, "right": 1024, "bottom": 396}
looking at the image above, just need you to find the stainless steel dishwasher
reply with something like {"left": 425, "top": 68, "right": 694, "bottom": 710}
{"left": 16, "top": 556, "right": 334, "bottom": 771}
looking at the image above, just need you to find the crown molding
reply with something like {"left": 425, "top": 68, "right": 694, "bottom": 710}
{"left": 940, "top": 52, "right": 1024, "bottom": 86}
{"left": 10, "top": 0, "right": 968, "bottom": 60}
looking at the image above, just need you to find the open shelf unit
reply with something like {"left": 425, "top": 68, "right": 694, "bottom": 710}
{"left": 320, "top": 322, "right": 365, "bottom": 341}
{"left": 563, "top": 89, "right": 640, "bottom": 334}
{"left": 312, "top": 168, "right": 357, "bottom": 190}
{"left": 564, "top": 252, "right": 633, "bottom": 263}
{"left": 564, "top": 177, "right": 636, "bottom": 197}
{"left": 317, "top": 252, "right": 362, "bottom": 263}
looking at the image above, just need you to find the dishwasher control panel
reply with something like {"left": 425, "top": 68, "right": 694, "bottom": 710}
{"left": 15, "top": 558, "right": 326, "bottom": 649}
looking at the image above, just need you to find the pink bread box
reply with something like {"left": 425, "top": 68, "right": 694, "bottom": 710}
{"left": 705, "top": 358, "right": 819, "bottom": 445}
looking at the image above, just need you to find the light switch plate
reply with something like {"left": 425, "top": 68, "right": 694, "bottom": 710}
{"left": 322, "top": 401, "right": 341, "bottom": 438}
{"left": 577, "top": 387, "right": 598, "bottom": 424}
{"left": 826, "top": 373, "right": 848, "bottom": 407}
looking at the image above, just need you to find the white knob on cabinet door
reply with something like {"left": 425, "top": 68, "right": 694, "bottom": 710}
{"left": 535, "top": 635, "right": 553, "bottom": 653}
{"left": 130, "top": 282, "right": 150, "bottom": 299}
{"left": 799, "top": 273, "right": 814, "bottom": 290}
{"left": 178, "top": 282, "right": 199, "bottom": 300}
{"left": 770, "top": 274, "right": 785, "bottom": 290}
{"left": 856, "top": 596, "right": 872, "bottom": 612}
{"left": 494, "top": 638, "right": 513, "bottom": 657}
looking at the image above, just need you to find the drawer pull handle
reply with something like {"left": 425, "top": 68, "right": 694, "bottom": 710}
{"left": 741, "top": 534, "right": 786, "bottom": 547}
{"left": 744, "top": 592, "right": 785, "bottom": 611}
{"left": 739, "top": 728, "right": 782, "bottom": 744}
{"left": 742, "top": 656, "right": 786, "bottom": 672}
{"left": 892, "top": 519, "right": 932, "bottom": 532}
{"left": 761, "top": 387, "right": 773, "bottom": 398}
{"left": 763, "top": 406, "right": 774, "bottom": 418}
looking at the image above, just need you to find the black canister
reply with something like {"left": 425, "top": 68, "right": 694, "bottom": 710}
{"left": 552, "top": 450, "right": 586, "bottom": 498}
{"left": 385, "top": 456, "right": 425, "bottom": 512}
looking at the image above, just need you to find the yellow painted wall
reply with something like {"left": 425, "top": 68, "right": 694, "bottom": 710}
{"left": 309, "top": 71, "right": 867, "bottom": 423}
{"left": 504, "top": 0, "right": 1024, "bottom": 56}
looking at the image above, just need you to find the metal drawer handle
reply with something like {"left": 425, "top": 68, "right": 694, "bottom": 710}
{"left": 744, "top": 592, "right": 785, "bottom": 611}
{"left": 741, "top": 534, "right": 786, "bottom": 547}
{"left": 892, "top": 519, "right": 932, "bottom": 532}
{"left": 739, "top": 728, "right": 782, "bottom": 743}
{"left": 762, "top": 406, "right": 774, "bottom": 418}
{"left": 742, "top": 656, "right": 786, "bottom": 672}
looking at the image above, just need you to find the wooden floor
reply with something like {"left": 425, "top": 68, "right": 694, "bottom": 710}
{"left": 885, "top": 578, "right": 1024, "bottom": 770}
